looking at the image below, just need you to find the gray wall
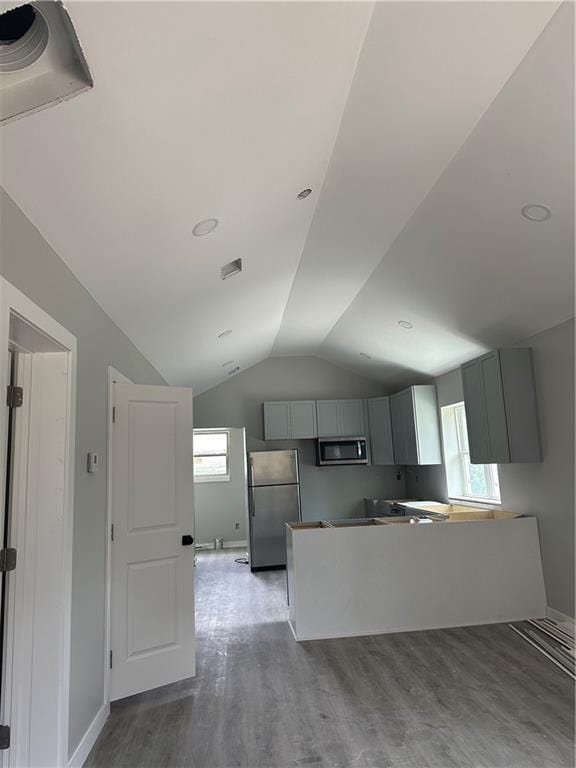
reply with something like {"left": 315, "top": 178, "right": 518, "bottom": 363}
{"left": 0, "top": 188, "right": 166, "bottom": 756}
{"left": 194, "top": 356, "right": 406, "bottom": 520}
{"left": 194, "top": 428, "right": 248, "bottom": 544}
{"left": 407, "top": 319, "right": 575, "bottom": 618}
{"left": 498, "top": 319, "right": 574, "bottom": 618}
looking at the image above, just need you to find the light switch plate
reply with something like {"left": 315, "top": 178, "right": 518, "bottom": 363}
{"left": 87, "top": 452, "right": 98, "bottom": 474}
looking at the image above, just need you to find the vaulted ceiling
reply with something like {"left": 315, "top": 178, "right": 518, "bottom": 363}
{"left": 0, "top": 1, "right": 573, "bottom": 393}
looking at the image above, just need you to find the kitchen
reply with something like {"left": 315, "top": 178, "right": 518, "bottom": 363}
{"left": 1, "top": 1, "right": 572, "bottom": 765}
{"left": 194, "top": 334, "right": 572, "bottom": 646}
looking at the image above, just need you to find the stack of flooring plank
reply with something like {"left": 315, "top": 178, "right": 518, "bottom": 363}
{"left": 509, "top": 617, "right": 575, "bottom": 679}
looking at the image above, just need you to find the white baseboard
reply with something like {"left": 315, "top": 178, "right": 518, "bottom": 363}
{"left": 546, "top": 606, "right": 575, "bottom": 626}
{"left": 197, "top": 539, "right": 247, "bottom": 550}
{"left": 224, "top": 539, "right": 246, "bottom": 549}
{"left": 68, "top": 702, "right": 109, "bottom": 768}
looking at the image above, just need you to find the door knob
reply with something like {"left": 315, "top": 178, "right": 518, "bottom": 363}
{"left": 182, "top": 535, "right": 194, "bottom": 546}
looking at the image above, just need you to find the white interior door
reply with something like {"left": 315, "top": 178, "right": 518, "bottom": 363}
{"left": 110, "top": 383, "right": 195, "bottom": 701}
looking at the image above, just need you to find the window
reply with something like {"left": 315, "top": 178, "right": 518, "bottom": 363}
{"left": 193, "top": 430, "right": 230, "bottom": 482}
{"left": 441, "top": 403, "right": 501, "bottom": 503}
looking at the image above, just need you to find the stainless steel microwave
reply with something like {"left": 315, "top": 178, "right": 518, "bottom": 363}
{"left": 316, "top": 436, "right": 368, "bottom": 466}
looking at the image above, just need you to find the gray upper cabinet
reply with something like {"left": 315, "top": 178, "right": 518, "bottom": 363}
{"left": 461, "top": 360, "right": 489, "bottom": 463}
{"left": 263, "top": 400, "right": 317, "bottom": 440}
{"left": 390, "top": 385, "right": 442, "bottom": 465}
{"left": 263, "top": 401, "right": 291, "bottom": 440}
{"left": 316, "top": 400, "right": 340, "bottom": 437}
{"left": 339, "top": 399, "right": 366, "bottom": 436}
{"left": 289, "top": 401, "right": 317, "bottom": 439}
{"left": 390, "top": 392, "right": 407, "bottom": 464}
{"left": 461, "top": 349, "right": 541, "bottom": 464}
{"left": 316, "top": 399, "right": 366, "bottom": 437}
{"left": 367, "top": 397, "right": 395, "bottom": 465}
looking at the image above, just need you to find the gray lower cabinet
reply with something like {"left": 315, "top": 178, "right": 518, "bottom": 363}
{"left": 316, "top": 399, "right": 366, "bottom": 437}
{"left": 461, "top": 349, "right": 541, "bottom": 463}
{"left": 390, "top": 385, "right": 442, "bottom": 465}
{"left": 263, "top": 400, "right": 317, "bottom": 440}
{"left": 367, "top": 397, "right": 395, "bottom": 465}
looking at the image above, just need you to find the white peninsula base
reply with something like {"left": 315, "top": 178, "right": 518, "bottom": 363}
{"left": 286, "top": 516, "right": 546, "bottom": 641}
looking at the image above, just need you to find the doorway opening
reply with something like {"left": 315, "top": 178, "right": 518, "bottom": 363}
{"left": 0, "top": 278, "right": 76, "bottom": 768}
{"left": 193, "top": 427, "right": 249, "bottom": 556}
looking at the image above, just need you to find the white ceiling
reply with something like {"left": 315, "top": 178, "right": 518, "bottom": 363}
{"left": 0, "top": 1, "right": 572, "bottom": 394}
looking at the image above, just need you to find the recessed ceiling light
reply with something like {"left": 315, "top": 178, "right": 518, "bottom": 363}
{"left": 359, "top": 352, "right": 372, "bottom": 359}
{"left": 297, "top": 189, "right": 312, "bottom": 200}
{"left": 217, "top": 329, "right": 232, "bottom": 339}
{"left": 398, "top": 320, "right": 414, "bottom": 329}
{"left": 222, "top": 360, "right": 235, "bottom": 367}
{"left": 193, "top": 218, "right": 219, "bottom": 236}
{"left": 521, "top": 204, "right": 552, "bottom": 222}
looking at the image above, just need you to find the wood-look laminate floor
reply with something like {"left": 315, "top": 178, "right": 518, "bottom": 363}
{"left": 86, "top": 550, "right": 574, "bottom": 768}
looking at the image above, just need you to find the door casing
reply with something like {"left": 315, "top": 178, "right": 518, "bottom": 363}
{"left": 103, "top": 367, "right": 132, "bottom": 709}
{"left": 0, "top": 277, "right": 76, "bottom": 768}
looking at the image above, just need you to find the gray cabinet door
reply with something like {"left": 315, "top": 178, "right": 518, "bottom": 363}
{"left": 401, "top": 389, "right": 419, "bottom": 465}
{"left": 462, "top": 349, "right": 540, "bottom": 464}
{"left": 479, "top": 352, "right": 510, "bottom": 463}
{"left": 390, "top": 387, "right": 441, "bottom": 465}
{"left": 290, "top": 401, "right": 317, "bottom": 439}
{"left": 368, "top": 398, "right": 395, "bottom": 465}
{"left": 412, "top": 385, "right": 442, "bottom": 465}
{"left": 263, "top": 401, "right": 291, "bottom": 440}
{"left": 390, "top": 392, "right": 406, "bottom": 464}
{"left": 461, "top": 360, "right": 489, "bottom": 463}
{"left": 316, "top": 400, "right": 341, "bottom": 437}
{"left": 340, "top": 399, "right": 366, "bottom": 436}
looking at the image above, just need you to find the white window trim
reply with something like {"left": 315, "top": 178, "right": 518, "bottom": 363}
{"left": 193, "top": 429, "right": 231, "bottom": 483}
{"left": 195, "top": 474, "right": 231, "bottom": 484}
{"left": 448, "top": 496, "right": 502, "bottom": 510}
{"left": 441, "top": 402, "right": 501, "bottom": 504}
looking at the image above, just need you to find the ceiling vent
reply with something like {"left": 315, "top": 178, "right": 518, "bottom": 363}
{"left": 0, "top": 1, "right": 92, "bottom": 125}
{"left": 220, "top": 258, "right": 242, "bottom": 281}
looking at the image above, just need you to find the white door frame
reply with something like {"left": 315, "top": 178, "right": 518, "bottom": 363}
{"left": 103, "top": 366, "right": 132, "bottom": 707}
{"left": 0, "top": 277, "right": 77, "bottom": 768}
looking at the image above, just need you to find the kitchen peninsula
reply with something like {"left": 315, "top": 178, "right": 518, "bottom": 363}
{"left": 286, "top": 508, "right": 546, "bottom": 641}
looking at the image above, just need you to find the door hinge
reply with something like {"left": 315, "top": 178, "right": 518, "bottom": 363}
{"left": 111, "top": 523, "right": 114, "bottom": 542}
{"left": 112, "top": 406, "right": 116, "bottom": 423}
{"left": 0, "top": 548, "right": 16, "bottom": 573}
{"left": 109, "top": 650, "right": 113, "bottom": 669}
{"left": 0, "top": 724, "right": 10, "bottom": 749}
{"left": 6, "top": 386, "right": 23, "bottom": 409}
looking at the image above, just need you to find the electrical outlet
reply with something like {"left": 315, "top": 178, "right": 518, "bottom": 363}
{"left": 234, "top": 521, "right": 240, "bottom": 530}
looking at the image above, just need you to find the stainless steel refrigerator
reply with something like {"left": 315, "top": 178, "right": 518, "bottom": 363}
{"left": 247, "top": 449, "right": 301, "bottom": 571}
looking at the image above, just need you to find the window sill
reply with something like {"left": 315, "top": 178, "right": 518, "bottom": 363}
{"left": 194, "top": 476, "right": 231, "bottom": 484}
{"left": 449, "top": 496, "right": 501, "bottom": 509}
